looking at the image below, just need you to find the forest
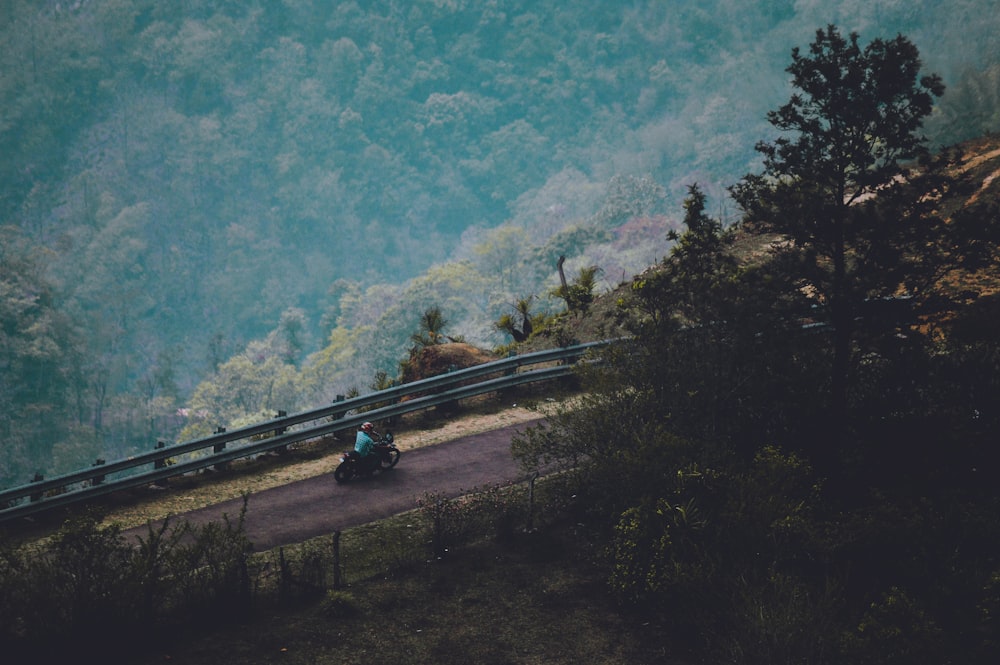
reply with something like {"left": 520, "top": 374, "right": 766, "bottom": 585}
{"left": 2, "top": 0, "right": 1000, "bottom": 488}
{"left": 2, "top": 21, "right": 999, "bottom": 662}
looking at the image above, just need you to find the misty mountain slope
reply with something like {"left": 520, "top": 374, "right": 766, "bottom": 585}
{"left": 519, "top": 133, "right": 1000, "bottom": 354}
{"left": 2, "top": 0, "right": 999, "bottom": 484}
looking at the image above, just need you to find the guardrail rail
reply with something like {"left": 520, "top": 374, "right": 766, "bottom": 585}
{"left": 0, "top": 340, "right": 612, "bottom": 524}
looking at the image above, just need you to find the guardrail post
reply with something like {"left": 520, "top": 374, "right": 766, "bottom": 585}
{"left": 333, "top": 395, "right": 348, "bottom": 439}
{"left": 152, "top": 441, "right": 171, "bottom": 488}
{"left": 274, "top": 410, "right": 288, "bottom": 454}
{"left": 154, "top": 441, "right": 168, "bottom": 469}
{"left": 213, "top": 427, "right": 229, "bottom": 470}
{"left": 91, "top": 458, "right": 106, "bottom": 486}
{"left": 29, "top": 473, "right": 44, "bottom": 502}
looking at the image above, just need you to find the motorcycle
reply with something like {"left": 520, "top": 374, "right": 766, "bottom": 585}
{"left": 334, "top": 432, "right": 401, "bottom": 483}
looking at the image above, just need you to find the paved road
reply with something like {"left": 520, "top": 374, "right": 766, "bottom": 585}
{"left": 126, "top": 418, "right": 545, "bottom": 551}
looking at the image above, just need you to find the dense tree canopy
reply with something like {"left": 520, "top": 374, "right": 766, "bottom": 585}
{"left": 732, "top": 25, "right": 945, "bottom": 438}
{"left": 1, "top": 1, "right": 999, "bottom": 486}
{"left": 514, "top": 26, "right": 1000, "bottom": 663}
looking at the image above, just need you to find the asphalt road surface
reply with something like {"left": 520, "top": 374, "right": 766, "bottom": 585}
{"left": 126, "top": 418, "right": 546, "bottom": 551}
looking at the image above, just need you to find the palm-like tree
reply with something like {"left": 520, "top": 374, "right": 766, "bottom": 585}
{"left": 410, "top": 306, "right": 455, "bottom": 348}
{"left": 494, "top": 296, "right": 537, "bottom": 342}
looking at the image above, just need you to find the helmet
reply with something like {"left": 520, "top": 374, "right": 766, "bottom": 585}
{"left": 361, "top": 422, "right": 374, "bottom": 432}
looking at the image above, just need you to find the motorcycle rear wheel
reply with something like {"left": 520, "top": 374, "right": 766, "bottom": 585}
{"left": 334, "top": 463, "right": 355, "bottom": 483}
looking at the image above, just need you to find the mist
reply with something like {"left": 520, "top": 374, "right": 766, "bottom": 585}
{"left": 1, "top": 0, "right": 998, "bottom": 484}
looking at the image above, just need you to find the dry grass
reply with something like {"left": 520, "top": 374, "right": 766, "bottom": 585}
{"left": 127, "top": 527, "right": 690, "bottom": 665}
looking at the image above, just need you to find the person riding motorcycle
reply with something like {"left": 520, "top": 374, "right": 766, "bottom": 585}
{"left": 354, "top": 421, "right": 378, "bottom": 472}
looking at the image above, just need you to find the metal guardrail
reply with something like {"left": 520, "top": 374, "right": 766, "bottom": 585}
{"left": 0, "top": 341, "right": 611, "bottom": 524}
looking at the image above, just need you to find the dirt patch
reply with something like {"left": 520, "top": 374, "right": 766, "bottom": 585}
{"left": 399, "top": 342, "right": 499, "bottom": 384}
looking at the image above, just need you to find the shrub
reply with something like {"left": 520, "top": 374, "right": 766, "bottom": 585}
{"left": 842, "top": 586, "right": 944, "bottom": 665}
{"left": 318, "top": 590, "right": 360, "bottom": 619}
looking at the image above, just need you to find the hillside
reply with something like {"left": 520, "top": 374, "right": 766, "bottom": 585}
{"left": 6, "top": 132, "right": 997, "bottom": 537}
{"left": 95, "top": 132, "right": 1000, "bottom": 531}
{"left": 4, "top": 133, "right": 999, "bottom": 665}
{"left": 931, "top": 135, "right": 1000, "bottom": 298}
{"left": 519, "top": 134, "right": 1000, "bottom": 356}
{"left": 4, "top": 1, "right": 1000, "bottom": 490}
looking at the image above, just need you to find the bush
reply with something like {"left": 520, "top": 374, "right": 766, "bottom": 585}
{"left": 0, "top": 503, "right": 254, "bottom": 660}
{"left": 841, "top": 586, "right": 944, "bottom": 665}
{"left": 318, "top": 590, "right": 360, "bottom": 619}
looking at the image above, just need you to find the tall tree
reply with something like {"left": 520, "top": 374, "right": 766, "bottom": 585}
{"left": 732, "top": 25, "right": 944, "bottom": 440}
{"left": 0, "top": 227, "right": 79, "bottom": 483}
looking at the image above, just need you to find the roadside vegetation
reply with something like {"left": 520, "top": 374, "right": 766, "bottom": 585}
{"left": 2, "top": 25, "right": 999, "bottom": 664}
{"left": 513, "top": 26, "right": 1000, "bottom": 664}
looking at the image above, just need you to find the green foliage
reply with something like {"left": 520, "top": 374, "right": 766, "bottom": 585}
{"left": 608, "top": 497, "right": 709, "bottom": 605}
{"left": 732, "top": 25, "right": 946, "bottom": 436}
{"left": 632, "top": 183, "right": 750, "bottom": 331}
{"left": 178, "top": 341, "right": 299, "bottom": 441}
{"left": 493, "top": 296, "right": 544, "bottom": 344}
{"left": 370, "top": 369, "right": 395, "bottom": 392}
{"left": 930, "top": 62, "right": 1000, "bottom": 140}
{"left": 593, "top": 175, "right": 668, "bottom": 229}
{"left": 0, "top": 503, "right": 252, "bottom": 661}
{"left": 842, "top": 587, "right": 944, "bottom": 665}
{"left": 318, "top": 590, "right": 360, "bottom": 619}
{"left": 472, "top": 226, "right": 535, "bottom": 296}
{"left": 2, "top": 9, "right": 1000, "bottom": 659}
{"left": 979, "top": 571, "right": 1000, "bottom": 657}
{"left": 418, "top": 484, "right": 528, "bottom": 558}
{"left": 521, "top": 56, "right": 1000, "bottom": 658}
{"left": 0, "top": 226, "right": 79, "bottom": 484}
{"left": 552, "top": 264, "right": 602, "bottom": 313}
{"left": 410, "top": 306, "right": 452, "bottom": 349}
{"left": 2, "top": 1, "right": 999, "bottom": 483}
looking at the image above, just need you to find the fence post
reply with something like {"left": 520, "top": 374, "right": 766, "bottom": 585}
{"left": 278, "top": 547, "right": 289, "bottom": 602}
{"left": 432, "top": 500, "right": 449, "bottom": 558}
{"left": 527, "top": 472, "right": 538, "bottom": 532}
{"left": 332, "top": 530, "right": 342, "bottom": 590}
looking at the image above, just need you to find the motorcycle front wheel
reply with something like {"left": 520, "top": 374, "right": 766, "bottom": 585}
{"left": 380, "top": 448, "right": 401, "bottom": 470}
{"left": 334, "top": 462, "right": 355, "bottom": 483}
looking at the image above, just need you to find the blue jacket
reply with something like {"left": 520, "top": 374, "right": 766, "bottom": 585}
{"left": 355, "top": 430, "right": 375, "bottom": 456}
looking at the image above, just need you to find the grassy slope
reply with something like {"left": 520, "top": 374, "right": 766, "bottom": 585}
{"left": 101, "top": 393, "right": 695, "bottom": 665}
{"left": 129, "top": 531, "right": 692, "bottom": 665}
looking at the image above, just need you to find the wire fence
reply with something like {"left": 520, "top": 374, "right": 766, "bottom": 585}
{"left": 253, "top": 470, "right": 573, "bottom": 601}
{"left": 0, "top": 469, "right": 579, "bottom": 655}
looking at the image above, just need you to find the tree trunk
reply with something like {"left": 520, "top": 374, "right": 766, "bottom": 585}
{"left": 828, "top": 215, "right": 851, "bottom": 453}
